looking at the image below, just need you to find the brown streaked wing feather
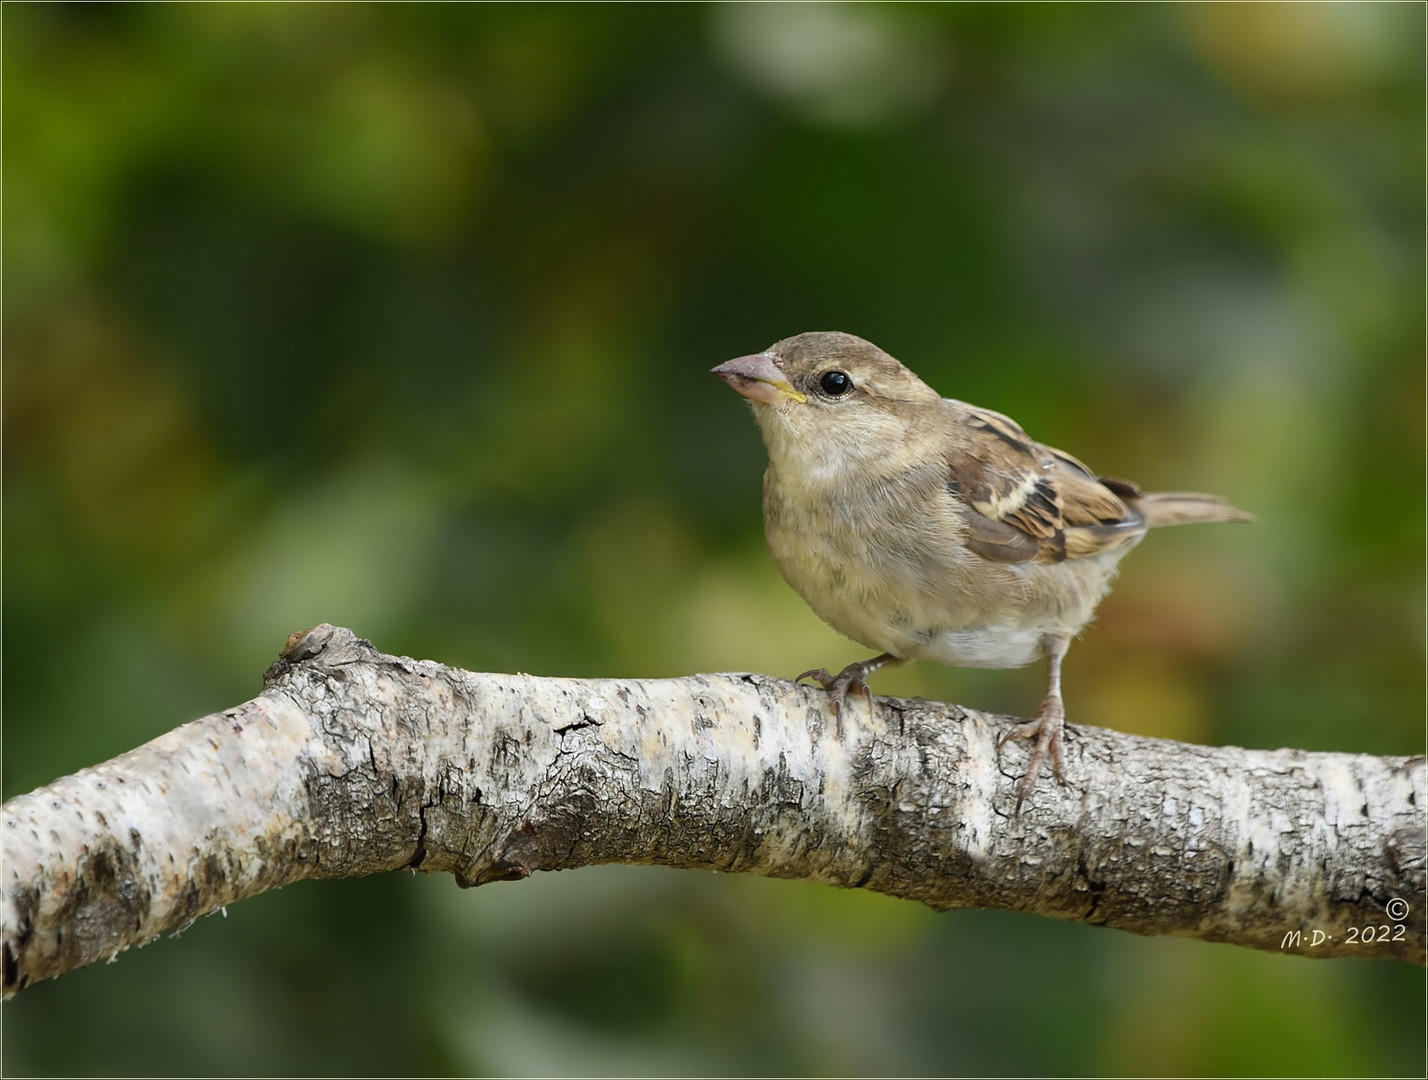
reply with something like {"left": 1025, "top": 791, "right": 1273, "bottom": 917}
{"left": 1098, "top": 475, "right": 1144, "bottom": 501}
{"left": 946, "top": 404, "right": 1147, "bottom": 565}
{"left": 945, "top": 406, "right": 1063, "bottom": 563}
{"left": 1053, "top": 465, "right": 1136, "bottom": 527}
{"left": 961, "top": 511, "right": 1055, "bottom": 563}
{"left": 1045, "top": 448, "right": 1148, "bottom": 556}
{"left": 1063, "top": 517, "right": 1146, "bottom": 559}
{"left": 962, "top": 408, "right": 1061, "bottom": 538}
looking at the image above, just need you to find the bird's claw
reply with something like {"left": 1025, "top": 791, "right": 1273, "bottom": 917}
{"left": 795, "top": 665, "right": 874, "bottom": 718}
{"left": 997, "top": 695, "right": 1067, "bottom": 815}
{"left": 795, "top": 654, "right": 900, "bottom": 740}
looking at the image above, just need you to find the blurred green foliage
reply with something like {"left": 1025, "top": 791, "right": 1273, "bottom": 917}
{"left": 4, "top": 3, "right": 1423, "bottom": 1076}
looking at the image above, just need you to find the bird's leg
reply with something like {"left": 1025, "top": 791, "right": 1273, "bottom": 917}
{"left": 996, "top": 637, "right": 1070, "bottom": 814}
{"left": 796, "top": 653, "right": 902, "bottom": 727}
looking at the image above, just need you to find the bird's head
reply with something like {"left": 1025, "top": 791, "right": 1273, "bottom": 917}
{"left": 712, "top": 331, "right": 941, "bottom": 476}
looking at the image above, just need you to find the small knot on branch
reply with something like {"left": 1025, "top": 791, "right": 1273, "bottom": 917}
{"left": 263, "top": 624, "right": 380, "bottom": 686}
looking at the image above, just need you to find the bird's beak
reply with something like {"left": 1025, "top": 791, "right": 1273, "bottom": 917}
{"left": 710, "top": 353, "right": 806, "bottom": 405}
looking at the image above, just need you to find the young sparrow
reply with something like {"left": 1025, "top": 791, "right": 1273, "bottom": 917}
{"left": 713, "top": 331, "right": 1251, "bottom": 811}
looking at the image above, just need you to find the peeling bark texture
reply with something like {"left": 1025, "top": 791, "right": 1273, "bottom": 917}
{"left": 4, "top": 624, "right": 1423, "bottom": 996}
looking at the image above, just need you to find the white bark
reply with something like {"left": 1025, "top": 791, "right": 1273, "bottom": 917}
{"left": 3, "top": 624, "right": 1423, "bottom": 996}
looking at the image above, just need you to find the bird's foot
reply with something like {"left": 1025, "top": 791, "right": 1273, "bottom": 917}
{"left": 996, "top": 694, "right": 1067, "bottom": 815}
{"left": 795, "top": 664, "right": 873, "bottom": 717}
{"left": 796, "top": 653, "right": 898, "bottom": 726}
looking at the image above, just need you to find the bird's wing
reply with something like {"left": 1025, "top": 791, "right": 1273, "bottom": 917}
{"left": 942, "top": 403, "right": 1147, "bottom": 564}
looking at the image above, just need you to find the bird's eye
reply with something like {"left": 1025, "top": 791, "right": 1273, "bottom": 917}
{"left": 819, "top": 370, "right": 853, "bottom": 397}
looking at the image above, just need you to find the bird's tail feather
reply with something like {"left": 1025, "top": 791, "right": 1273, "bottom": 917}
{"left": 1137, "top": 491, "right": 1254, "bottom": 528}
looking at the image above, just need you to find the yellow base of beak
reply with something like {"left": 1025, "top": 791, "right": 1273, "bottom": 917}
{"left": 711, "top": 354, "right": 806, "bottom": 405}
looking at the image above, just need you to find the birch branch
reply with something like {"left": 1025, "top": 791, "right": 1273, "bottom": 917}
{"left": 3, "top": 624, "right": 1423, "bottom": 997}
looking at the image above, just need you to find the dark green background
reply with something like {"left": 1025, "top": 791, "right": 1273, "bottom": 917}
{"left": 4, "top": 3, "right": 1423, "bottom": 1075}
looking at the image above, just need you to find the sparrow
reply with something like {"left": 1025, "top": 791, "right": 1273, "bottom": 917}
{"left": 712, "top": 331, "right": 1251, "bottom": 812}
